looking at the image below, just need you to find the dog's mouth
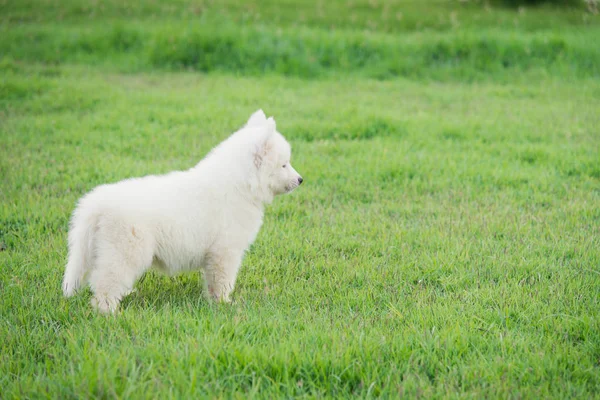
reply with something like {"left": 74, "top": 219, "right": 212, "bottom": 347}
{"left": 285, "top": 183, "right": 300, "bottom": 193}
{"left": 287, "top": 176, "right": 304, "bottom": 193}
{"left": 282, "top": 177, "right": 303, "bottom": 194}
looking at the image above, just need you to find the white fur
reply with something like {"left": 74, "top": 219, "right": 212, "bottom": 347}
{"left": 62, "top": 110, "right": 303, "bottom": 313}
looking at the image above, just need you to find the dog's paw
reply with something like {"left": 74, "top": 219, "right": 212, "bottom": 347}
{"left": 211, "top": 293, "right": 232, "bottom": 304}
{"left": 91, "top": 295, "right": 120, "bottom": 314}
{"left": 206, "top": 284, "right": 233, "bottom": 304}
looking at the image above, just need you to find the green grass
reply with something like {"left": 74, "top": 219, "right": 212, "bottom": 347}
{"left": 1, "top": 0, "right": 600, "bottom": 398}
{"left": 3, "top": 22, "right": 600, "bottom": 82}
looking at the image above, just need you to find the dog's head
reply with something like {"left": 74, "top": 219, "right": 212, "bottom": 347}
{"left": 246, "top": 110, "right": 303, "bottom": 196}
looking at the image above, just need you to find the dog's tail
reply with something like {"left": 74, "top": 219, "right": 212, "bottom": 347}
{"left": 62, "top": 202, "right": 99, "bottom": 297}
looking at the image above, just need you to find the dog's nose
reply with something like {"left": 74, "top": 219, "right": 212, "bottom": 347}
{"left": 298, "top": 177, "right": 303, "bottom": 185}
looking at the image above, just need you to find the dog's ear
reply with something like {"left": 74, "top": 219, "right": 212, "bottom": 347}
{"left": 246, "top": 109, "right": 267, "bottom": 127}
{"left": 265, "top": 116, "right": 276, "bottom": 134}
{"left": 254, "top": 117, "right": 276, "bottom": 168}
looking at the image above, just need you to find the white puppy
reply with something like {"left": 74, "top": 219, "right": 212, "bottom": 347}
{"left": 62, "top": 110, "right": 303, "bottom": 313}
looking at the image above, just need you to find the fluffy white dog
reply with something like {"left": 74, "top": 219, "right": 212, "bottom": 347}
{"left": 62, "top": 110, "right": 303, "bottom": 313}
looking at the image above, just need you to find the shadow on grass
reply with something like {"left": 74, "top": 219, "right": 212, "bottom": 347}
{"left": 120, "top": 272, "right": 210, "bottom": 311}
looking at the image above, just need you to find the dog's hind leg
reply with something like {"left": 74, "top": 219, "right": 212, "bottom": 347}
{"left": 89, "top": 262, "right": 136, "bottom": 313}
{"left": 89, "top": 222, "right": 153, "bottom": 313}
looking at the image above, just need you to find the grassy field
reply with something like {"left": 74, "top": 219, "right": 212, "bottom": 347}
{"left": 1, "top": 0, "right": 600, "bottom": 398}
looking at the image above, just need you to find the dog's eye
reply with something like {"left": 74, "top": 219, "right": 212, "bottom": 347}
{"left": 282, "top": 164, "right": 286, "bottom": 168}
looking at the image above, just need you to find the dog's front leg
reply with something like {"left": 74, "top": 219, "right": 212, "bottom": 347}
{"left": 203, "top": 250, "right": 243, "bottom": 303}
